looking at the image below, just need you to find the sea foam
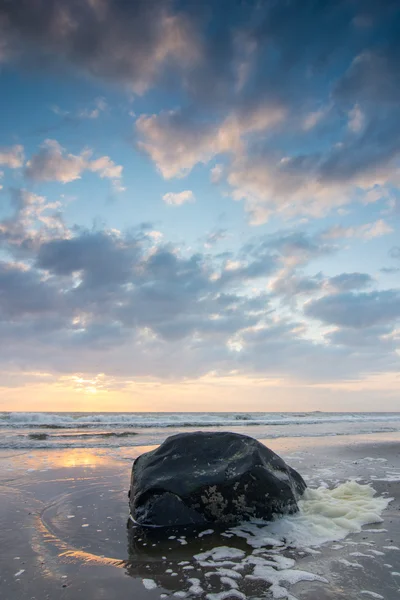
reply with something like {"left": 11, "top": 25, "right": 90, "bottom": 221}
{"left": 231, "top": 481, "right": 392, "bottom": 549}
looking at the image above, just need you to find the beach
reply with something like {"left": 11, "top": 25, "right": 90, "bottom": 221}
{"left": 0, "top": 415, "right": 399, "bottom": 600}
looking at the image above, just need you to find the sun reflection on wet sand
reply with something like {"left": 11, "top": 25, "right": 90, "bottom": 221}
{"left": 0, "top": 446, "right": 158, "bottom": 474}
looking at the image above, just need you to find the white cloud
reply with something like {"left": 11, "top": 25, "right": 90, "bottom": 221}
{"left": 162, "top": 190, "right": 195, "bottom": 206}
{"left": 322, "top": 219, "right": 393, "bottom": 240}
{"left": 52, "top": 97, "right": 108, "bottom": 120}
{"left": 0, "top": 144, "right": 24, "bottom": 169}
{"left": 25, "top": 139, "right": 124, "bottom": 189}
{"left": 348, "top": 104, "right": 365, "bottom": 132}
{"left": 78, "top": 97, "right": 107, "bottom": 119}
{"left": 137, "top": 105, "right": 285, "bottom": 179}
{"left": 89, "top": 156, "right": 123, "bottom": 180}
{"left": 227, "top": 155, "right": 351, "bottom": 224}
{"left": 26, "top": 140, "right": 88, "bottom": 183}
{"left": 226, "top": 145, "right": 400, "bottom": 224}
{"left": 210, "top": 163, "right": 224, "bottom": 183}
{"left": 302, "top": 107, "right": 329, "bottom": 130}
{"left": 0, "top": 189, "right": 69, "bottom": 250}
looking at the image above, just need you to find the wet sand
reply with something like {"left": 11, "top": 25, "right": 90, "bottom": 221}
{"left": 0, "top": 433, "right": 399, "bottom": 600}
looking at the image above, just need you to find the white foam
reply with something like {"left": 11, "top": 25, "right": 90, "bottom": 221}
{"left": 206, "top": 590, "right": 246, "bottom": 600}
{"left": 14, "top": 570, "right": 25, "bottom": 577}
{"left": 142, "top": 578, "right": 157, "bottom": 590}
{"left": 246, "top": 563, "right": 327, "bottom": 599}
{"left": 220, "top": 576, "right": 239, "bottom": 589}
{"left": 198, "top": 529, "right": 214, "bottom": 538}
{"left": 232, "top": 481, "right": 391, "bottom": 550}
{"left": 194, "top": 547, "right": 245, "bottom": 562}
{"left": 187, "top": 578, "right": 204, "bottom": 595}
{"left": 368, "top": 549, "right": 385, "bottom": 556}
{"left": 179, "top": 482, "right": 390, "bottom": 600}
{"left": 360, "top": 592, "right": 384, "bottom": 599}
{"left": 338, "top": 558, "right": 364, "bottom": 569}
{"left": 205, "top": 568, "right": 242, "bottom": 580}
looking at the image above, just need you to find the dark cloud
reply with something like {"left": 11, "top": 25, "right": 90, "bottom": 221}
{"left": 327, "top": 324, "right": 395, "bottom": 348}
{"left": 37, "top": 230, "right": 137, "bottom": 287}
{"left": 270, "top": 271, "right": 374, "bottom": 305}
{"left": 328, "top": 272, "right": 374, "bottom": 292}
{"left": 270, "top": 272, "right": 322, "bottom": 302}
{"left": 305, "top": 289, "right": 400, "bottom": 329}
{"left": 0, "top": 224, "right": 398, "bottom": 381}
{"left": 381, "top": 267, "right": 400, "bottom": 274}
{"left": 335, "top": 45, "right": 400, "bottom": 106}
{"left": 0, "top": 0, "right": 199, "bottom": 93}
{"left": 0, "top": 260, "right": 61, "bottom": 317}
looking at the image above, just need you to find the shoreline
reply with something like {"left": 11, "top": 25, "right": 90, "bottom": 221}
{"left": 0, "top": 432, "right": 399, "bottom": 600}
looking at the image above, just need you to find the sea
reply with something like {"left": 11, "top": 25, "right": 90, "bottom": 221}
{"left": 1, "top": 411, "right": 400, "bottom": 450}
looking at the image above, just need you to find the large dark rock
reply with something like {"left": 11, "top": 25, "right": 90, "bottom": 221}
{"left": 129, "top": 432, "right": 306, "bottom": 527}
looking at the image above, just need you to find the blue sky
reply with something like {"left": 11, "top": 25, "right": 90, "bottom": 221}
{"left": 0, "top": 0, "right": 399, "bottom": 411}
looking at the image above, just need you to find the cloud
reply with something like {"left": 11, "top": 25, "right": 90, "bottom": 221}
{"left": 327, "top": 272, "right": 374, "bottom": 292}
{"left": 347, "top": 104, "right": 365, "bottom": 132}
{"left": 162, "top": 190, "right": 195, "bottom": 206}
{"left": 204, "top": 228, "right": 228, "bottom": 248}
{"left": 0, "top": 0, "right": 200, "bottom": 94}
{"left": 335, "top": 47, "right": 400, "bottom": 105}
{"left": 0, "top": 260, "right": 61, "bottom": 317}
{"left": 270, "top": 272, "right": 322, "bottom": 301}
{"left": 210, "top": 164, "right": 224, "bottom": 183}
{"left": 302, "top": 106, "right": 330, "bottom": 131}
{"left": 3, "top": 1, "right": 399, "bottom": 227}
{"left": 381, "top": 267, "right": 400, "bottom": 274}
{"left": 389, "top": 247, "right": 400, "bottom": 259}
{"left": 137, "top": 105, "right": 284, "bottom": 179}
{"left": 0, "top": 188, "right": 68, "bottom": 252}
{"left": 270, "top": 270, "right": 374, "bottom": 304}
{"left": 226, "top": 134, "right": 400, "bottom": 222}
{"left": 0, "top": 144, "right": 24, "bottom": 168}
{"left": 1, "top": 1, "right": 400, "bottom": 387}
{"left": 322, "top": 219, "right": 393, "bottom": 240}
{"left": 25, "top": 139, "right": 123, "bottom": 188}
{"left": 36, "top": 230, "right": 137, "bottom": 288}
{"left": 127, "top": 2, "right": 400, "bottom": 223}
{"left": 25, "top": 140, "right": 88, "bottom": 183}
{"left": 52, "top": 97, "right": 107, "bottom": 120}
{"left": 327, "top": 325, "right": 396, "bottom": 348}
{"left": 0, "top": 214, "right": 398, "bottom": 383}
{"left": 305, "top": 289, "right": 400, "bottom": 329}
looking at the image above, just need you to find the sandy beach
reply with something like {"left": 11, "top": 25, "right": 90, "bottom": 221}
{"left": 0, "top": 432, "right": 399, "bottom": 600}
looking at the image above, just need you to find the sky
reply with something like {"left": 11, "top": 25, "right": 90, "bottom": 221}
{"left": 0, "top": 0, "right": 399, "bottom": 413}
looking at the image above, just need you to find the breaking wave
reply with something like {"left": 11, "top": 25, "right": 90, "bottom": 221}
{"left": 2, "top": 411, "right": 400, "bottom": 429}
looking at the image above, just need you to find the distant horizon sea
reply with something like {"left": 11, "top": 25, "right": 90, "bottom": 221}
{"left": 1, "top": 411, "right": 400, "bottom": 450}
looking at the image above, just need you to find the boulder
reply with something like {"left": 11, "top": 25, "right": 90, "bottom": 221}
{"left": 129, "top": 431, "right": 306, "bottom": 527}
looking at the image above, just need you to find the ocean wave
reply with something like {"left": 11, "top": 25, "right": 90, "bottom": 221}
{"left": 1, "top": 426, "right": 399, "bottom": 450}
{"left": 1, "top": 411, "right": 400, "bottom": 429}
{"left": 27, "top": 431, "right": 139, "bottom": 441}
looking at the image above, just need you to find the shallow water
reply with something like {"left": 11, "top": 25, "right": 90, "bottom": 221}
{"left": 1, "top": 433, "right": 399, "bottom": 599}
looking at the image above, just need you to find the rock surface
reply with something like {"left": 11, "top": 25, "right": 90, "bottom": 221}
{"left": 129, "top": 432, "right": 306, "bottom": 527}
